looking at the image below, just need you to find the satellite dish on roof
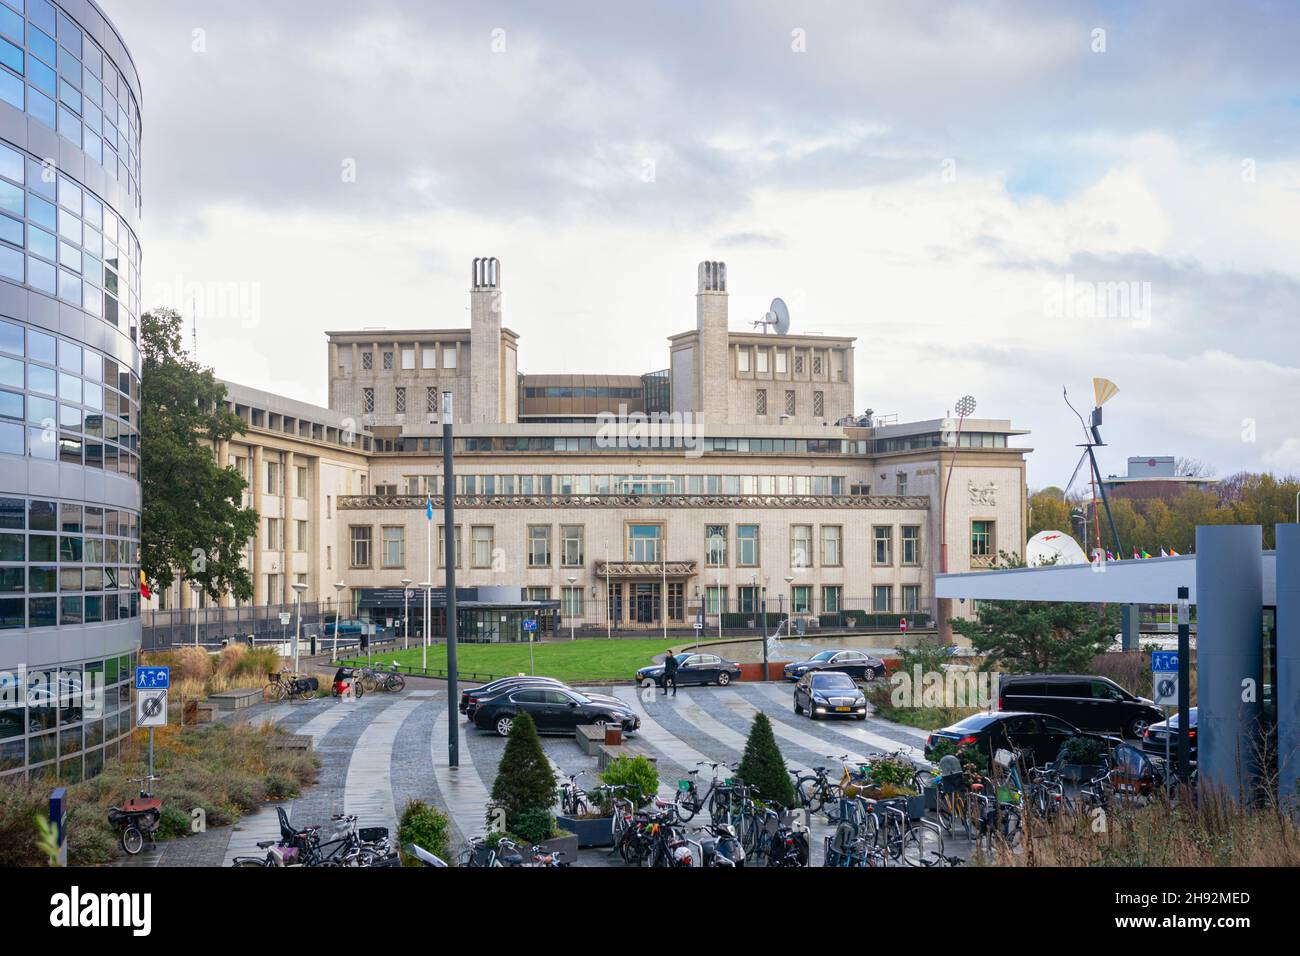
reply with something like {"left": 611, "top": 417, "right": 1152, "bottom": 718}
{"left": 1025, "top": 530, "right": 1089, "bottom": 567}
{"left": 769, "top": 298, "right": 790, "bottom": 335}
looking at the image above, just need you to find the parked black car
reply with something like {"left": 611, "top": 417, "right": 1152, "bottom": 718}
{"left": 460, "top": 676, "right": 565, "bottom": 714}
{"left": 636, "top": 652, "right": 742, "bottom": 687}
{"left": 1142, "top": 708, "right": 1197, "bottom": 766}
{"left": 465, "top": 678, "right": 627, "bottom": 720}
{"left": 783, "top": 649, "right": 886, "bottom": 681}
{"left": 998, "top": 674, "right": 1163, "bottom": 739}
{"left": 793, "top": 671, "right": 867, "bottom": 720}
{"left": 472, "top": 686, "right": 640, "bottom": 737}
{"left": 925, "top": 711, "right": 1098, "bottom": 767}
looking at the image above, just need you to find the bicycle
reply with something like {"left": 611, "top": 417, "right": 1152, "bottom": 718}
{"left": 674, "top": 762, "right": 737, "bottom": 823}
{"left": 107, "top": 773, "right": 162, "bottom": 855}
{"left": 791, "top": 760, "right": 841, "bottom": 815}
{"left": 873, "top": 796, "right": 945, "bottom": 866}
{"left": 264, "top": 671, "right": 319, "bottom": 702}
{"left": 558, "top": 771, "right": 589, "bottom": 817}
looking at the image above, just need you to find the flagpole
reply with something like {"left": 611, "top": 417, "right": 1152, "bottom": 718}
{"left": 424, "top": 492, "right": 432, "bottom": 673}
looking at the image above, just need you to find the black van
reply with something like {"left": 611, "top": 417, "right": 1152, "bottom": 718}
{"left": 997, "top": 674, "right": 1163, "bottom": 739}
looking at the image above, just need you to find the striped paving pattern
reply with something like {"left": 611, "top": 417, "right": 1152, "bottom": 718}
{"left": 210, "top": 681, "right": 937, "bottom": 866}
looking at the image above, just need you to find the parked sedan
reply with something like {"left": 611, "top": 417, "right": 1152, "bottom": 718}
{"left": 460, "top": 676, "right": 566, "bottom": 714}
{"left": 1142, "top": 708, "right": 1197, "bottom": 767}
{"left": 472, "top": 686, "right": 640, "bottom": 737}
{"left": 783, "top": 649, "right": 886, "bottom": 682}
{"left": 323, "top": 618, "right": 367, "bottom": 637}
{"left": 793, "top": 671, "right": 867, "bottom": 720}
{"left": 636, "top": 653, "right": 742, "bottom": 687}
{"left": 925, "top": 711, "right": 1095, "bottom": 768}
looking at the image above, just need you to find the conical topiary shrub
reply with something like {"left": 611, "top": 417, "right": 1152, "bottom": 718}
{"left": 736, "top": 711, "right": 795, "bottom": 807}
{"left": 488, "top": 711, "right": 557, "bottom": 839}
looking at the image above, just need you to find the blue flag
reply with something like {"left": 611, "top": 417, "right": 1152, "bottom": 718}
{"left": 425, "top": 494, "right": 434, "bottom": 520}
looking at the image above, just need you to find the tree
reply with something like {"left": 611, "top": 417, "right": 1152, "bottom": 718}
{"left": 951, "top": 552, "right": 1119, "bottom": 673}
{"left": 141, "top": 309, "right": 258, "bottom": 600}
{"left": 489, "top": 712, "right": 555, "bottom": 834}
{"left": 1027, "top": 488, "right": 1078, "bottom": 544}
{"left": 737, "top": 712, "right": 795, "bottom": 807}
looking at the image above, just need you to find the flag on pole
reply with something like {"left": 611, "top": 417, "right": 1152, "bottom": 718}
{"left": 1169, "top": 547, "right": 1180, "bottom": 556}
{"left": 139, "top": 570, "right": 151, "bottom": 599}
{"left": 1133, "top": 549, "right": 1140, "bottom": 559}
{"left": 1140, "top": 548, "right": 1152, "bottom": 559}
{"left": 426, "top": 493, "right": 434, "bottom": 521}
{"left": 1160, "top": 548, "right": 1169, "bottom": 557}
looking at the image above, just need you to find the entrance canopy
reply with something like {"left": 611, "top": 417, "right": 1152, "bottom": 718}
{"left": 936, "top": 553, "right": 1278, "bottom": 605}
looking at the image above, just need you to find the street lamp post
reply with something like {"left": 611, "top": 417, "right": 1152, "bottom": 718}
{"left": 420, "top": 581, "right": 431, "bottom": 673}
{"left": 401, "top": 577, "right": 412, "bottom": 651}
{"left": 290, "top": 582, "right": 308, "bottom": 675}
{"left": 566, "top": 575, "right": 577, "bottom": 641}
{"left": 189, "top": 581, "right": 202, "bottom": 647}
{"left": 335, "top": 580, "right": 351, "bottom": 660}
{"left": 441, "top": 390, "right": 459, "bottom": 769}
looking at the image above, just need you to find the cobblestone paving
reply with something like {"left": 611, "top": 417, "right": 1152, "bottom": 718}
{"left": 119, "top": 683, "right": 959, "bottom": 867}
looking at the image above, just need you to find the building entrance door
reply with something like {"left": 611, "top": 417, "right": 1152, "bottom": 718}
{"left": 633, "top": 583, "right": 661, "bottom": 625}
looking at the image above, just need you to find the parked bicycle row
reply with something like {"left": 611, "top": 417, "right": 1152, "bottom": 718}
{"left": 231, "top": 807, "right": 396, "bottom": 867}
{"left": 262, "top": 662, "right": 406, "bottom": 702}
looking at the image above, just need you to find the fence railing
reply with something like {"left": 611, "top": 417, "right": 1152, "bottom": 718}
{"left": 142, "top": 602, "right": 336, "bottom": 650}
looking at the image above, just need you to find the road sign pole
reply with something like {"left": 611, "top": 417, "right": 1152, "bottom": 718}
{"left": 1177, "top": 586, "right": 1191, "bottom": 785}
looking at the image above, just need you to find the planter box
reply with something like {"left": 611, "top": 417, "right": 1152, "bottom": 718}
{"left": 923, "top": 785, "right": 938, "bottom": 812}
{"left": 555, "top": 814, "right": 615, "bottom": 848}
{"left": 538, "top": 831, "right": 580, "bottom": 859}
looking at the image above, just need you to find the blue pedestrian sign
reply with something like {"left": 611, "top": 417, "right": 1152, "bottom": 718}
{"left": 522, "top": 618, "right": 538, "bottom": 633}
{"left": 135, "top": 666, "right": 170, "bottom": 689}
{"left": 1150, "top": 651, "right": 1178, "bottom": 672}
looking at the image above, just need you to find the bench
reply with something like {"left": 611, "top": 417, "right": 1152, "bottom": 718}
{"left": 209, "top": 688, "right": 263, "bottom": 711}
{"left": 575, "top": 724, "right": 607, "bottom": 756}
{"left": 269, "top": 734, "right": 313, "bottom": 752}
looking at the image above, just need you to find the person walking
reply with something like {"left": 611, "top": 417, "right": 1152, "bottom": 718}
{"left": 662, "top": 650, "right": 679, "bottom": 696}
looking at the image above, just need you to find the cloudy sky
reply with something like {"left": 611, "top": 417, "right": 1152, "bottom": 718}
{"left": 102, "top": 0, "right": 1300, "bottom": 488}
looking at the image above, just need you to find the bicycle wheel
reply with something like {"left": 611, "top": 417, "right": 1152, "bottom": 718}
{"left": 797, "top": 777, "right": 825, "bottom": 814}
{"left": 674, "top": 792, "right": 698, "bottom": 823}
{"left": 265, "top": 681, "right": 286, "bottom": 702}
{"left": 901, "top": 821, "right": 944, "bottom": 867}
{"left": 301, "top": 687, "right": 318, "bottom": 701}
{"left": 389, "top": 674, "right": 406, "bottom": 692}
{"left": 120, "top": 825, "right": 144, "bottom": 855}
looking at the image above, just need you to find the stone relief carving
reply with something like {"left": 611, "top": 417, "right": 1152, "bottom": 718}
{"left": 967, "top": 480, "right": 997, "bottom": 507}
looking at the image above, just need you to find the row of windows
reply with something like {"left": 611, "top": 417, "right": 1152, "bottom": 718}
{"left": 522, "top": 386, "right": 643, "bottom": 400}
{"left": 394, "top": 473, "right": 849, "bottom": 497}
{"left": 390, "top": 435, "right": 855, "bottom": 455}
{"left": 755, "top": 388, "right": 824, "bottom": 418}
{"left": 345, "top": 521, "right": 927, "bottom": 571}
{"left": 0, "top": 0, "right": 141, "bottom": 212}
{"left": 351, "top": 344, "right": 458, "bottom": 373}
{"left": 735, "top": 345, "right": 839, "bottom": 378}
{"left": 0, "top": 140, "right": 141, "bottom": 331}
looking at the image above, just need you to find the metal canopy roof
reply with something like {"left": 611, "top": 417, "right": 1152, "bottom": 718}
{"left": 936, "top": 553, "right": 1278, "bottom": 606}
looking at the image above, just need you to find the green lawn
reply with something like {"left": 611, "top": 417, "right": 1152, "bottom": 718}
{"left": 342, "top": 637, "right": 680, "bottom": 683}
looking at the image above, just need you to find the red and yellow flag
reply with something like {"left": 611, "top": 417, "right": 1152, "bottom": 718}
{"left": 139, "top": 570, "right": 151, "bottom": 599}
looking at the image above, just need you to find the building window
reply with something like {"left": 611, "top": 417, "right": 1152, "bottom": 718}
{"left": 737, "top": 349, "right": 750, "bottom": 373}
{"left": 422, "top": 346, "right": 437, "bottom": 369}
{"left": 820, "top": 525, "right": 842, "bottom": 567}
{"left": 705, "top": 586, "right": 726, "bottom": 615}
{"left": 790, "top": 524, "right": 813, "bottom": 569}
{"left": 822, "top": 585, "right": 842, "bottom": 614}
{"left": 361, "top": 351, "right": 373, "bottom": 370}
{"left": 264, "top": 517, "right": 281, "bottom": 550}
{"left": 349, "top": 525, "right": 371, "bottom": 568}
{"left": 705, "top": 524, "right": 727, "bottom": 566}
{"left": 528, "top": 525, "right": 551, "bottom": 567}
{"left": 381, "top": 526, "right": 404, "bottom": 568}
{"left": 382, "top": 351, "right": 394, "bottom": 370}
{"left": 395, "top": 387, "right": 406, "bottom": 414}
{"left": 792, "top": 585, "right": 811, "bottom": 614}
{"left": 265, "top": 461, "right": 281, "bottom": 495}
{"left": 971, "top": 520, "right": 995, "bottom": 563}
{"left": 626, "top": 523, "right": 662, "bottom": 562}
{"left": 775, "top": 351, "right": 787, "bottom": 374}
{"left": 756, "top": 350, "right": 769, "bottom": 374}
{"left": 426, "top": 387, "right": 437, "bottom": 413}
{"left": 738, "top": 586, "right": 759, "bottom": 614}
{"left": 896, "top": 472, "right": 908, "bottom": 495}
{"left": 813, "top": 391, "right": 824, "bottom": 418}
{"left": 437, "top": 525, "right": 462, "bottom": 568}
{"left": 873, "top": 525, "right": 893, "bottom": 565}
{"left": 362, "top": 388, "right": 374, "bottom": 413}
{"left": 296, "top": 520, "right": 309, "bottom": 552}
{"left": 902, "top": 585, "right": 921, "bottom": 612}
{"left": 737, "top": 524, "right": 759, "bottom": 566}
{"left": 401, "top": 348, "right": 415, "bottom": 370}
{"left": 562, "top": 586, "right": 583, "bottom": 617}
{"left": 813, "top": 354, "right": 823, "bottom": 375}
{"left": 561, "top": 524, "right": 584, "bottom": 567}
{"left": 794, "top": 354, "right": 804, "bottom": 374}
{"left": 668, "top": 582, "right": 684, "bottom": 621}
{"left": 785, "top": 390, "right": 795, "bottom": 416}
{"left": 472, "top": 526, "right": 494, "bottom": 568}
{"left": 443, "top": 346, "right": 457, "bottom": 370}
{"left": 902, "top": 525, "right": 920, "bottom": 565}
{"left": 526, "top": 587, "right": 551, "bottom": 602}
{"left": 755, "top": 389, "right": 767, "bottom": 415}
{"left": 873, "top": 585, "right": 893, "bottom": 613}
{"left": 295, "top": 465, "right": 308, "bottom": 498}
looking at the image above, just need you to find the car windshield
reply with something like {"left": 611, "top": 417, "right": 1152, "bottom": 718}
{"left": 567, "top": 692, "right": 591, "bottom": 704}
{"left": 812, "top": 674, "right": 856, "bottom": 690}
{"left": 673, "top": 654, "right": 690, "bottom": 665}
{"left": 949, "top": 713, "right": 998, "bottom": 732}
{"left": 811, "top": 651, "right": 836, "bottom": 661}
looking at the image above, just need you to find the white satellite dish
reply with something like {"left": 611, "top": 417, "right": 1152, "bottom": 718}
{"left": 1025, "top": 530, "right": 1089, "bottom": 567}
{"left": 753, "top": 298, "right": 791, "bottom": 335}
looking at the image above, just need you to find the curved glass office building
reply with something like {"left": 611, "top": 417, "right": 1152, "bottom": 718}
{"left": 0, "top": 0, "right": 142, "bottom": 782}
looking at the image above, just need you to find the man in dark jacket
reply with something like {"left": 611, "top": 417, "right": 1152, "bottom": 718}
{"left": 662, "top": 652, "right": 679, "bottom": 696}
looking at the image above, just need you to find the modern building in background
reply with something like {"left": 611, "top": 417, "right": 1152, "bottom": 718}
{"left": 0, "top": 0, "right": 143, "bottom": 781}
{"left": 153, "top": 258, "right": 1029, "bottom": 645}
{"left": 1102, "top": 456, "right": 1217, "bottom": 503}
